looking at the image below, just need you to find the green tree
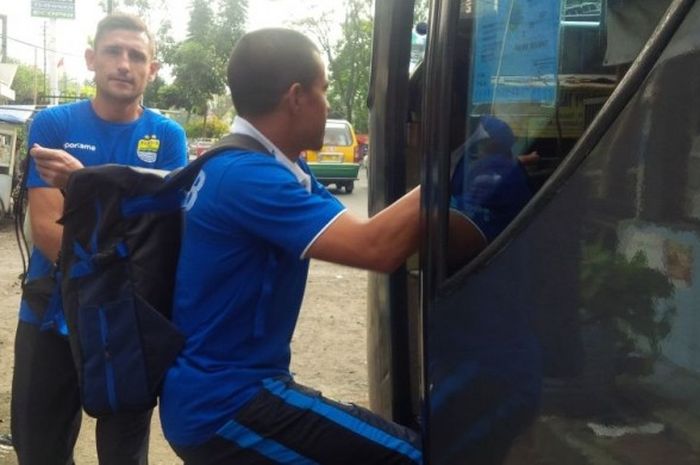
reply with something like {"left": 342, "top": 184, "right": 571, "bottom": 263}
{"left": 414, "top": 0, "right": 430, "bottom": 23}
{"left": 213, "top": 0, "right": 248, "bottom": 60}
{"left": 298, "top": 0, "right": 373, "bottom": 132}
{"left": 184, "top": 115, "right": 230, "bottom": 139}
{"left": 169, "top": 0, "right": 247, "bottom": 131}
{"left": 170, "top": 40, "right": 223, "bottom": 116}
{"left": 143, "top": 75, "right": 167, "bottom": 108}
{"left": 331, "top": 1, "right": 373, "bottom": 132}
{"left": 8, "top": 60, "right": 48, "bottom": 105}
{"left": 187, "top": 0, "right": 214, "bottom": 41}
{"left": 153, "top": 82, "right": 189, "bottom": 112}
{"left": 80, "top": 82, "right": 97, "bottom": 99}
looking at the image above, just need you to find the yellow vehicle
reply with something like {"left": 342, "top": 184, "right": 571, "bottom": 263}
{"left": 303, "top": 119, "right": 361, "bottom": 193}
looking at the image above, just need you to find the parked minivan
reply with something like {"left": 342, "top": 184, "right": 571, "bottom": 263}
{"left": 303, "top": 119, "right": 361, "bottom": 193}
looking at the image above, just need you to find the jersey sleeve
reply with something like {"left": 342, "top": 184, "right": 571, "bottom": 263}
{"left": 216, "top": 156, "right": 346, "bottom": 258}
{"left": 25, "top": 109, "right": 65, "bottom": 189}
{"left": 156, "top": 120, "right": 188, "bottom": 170}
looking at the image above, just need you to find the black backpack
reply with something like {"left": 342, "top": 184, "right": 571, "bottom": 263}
{"left": 59, "top": 133, "right": 269, "bottom": 417}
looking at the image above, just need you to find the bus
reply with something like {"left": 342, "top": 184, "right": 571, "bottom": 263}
{"left": 367, "top": 0, "right": 699, "bottom": 463}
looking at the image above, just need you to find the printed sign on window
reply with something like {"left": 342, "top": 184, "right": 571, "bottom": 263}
{"left": 472, "top": 0, "right": 561, "bottom": 106}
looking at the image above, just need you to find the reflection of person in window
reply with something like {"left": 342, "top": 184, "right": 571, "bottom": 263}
{"left": 448, "top": 115, "right": 534, "bottom": 265}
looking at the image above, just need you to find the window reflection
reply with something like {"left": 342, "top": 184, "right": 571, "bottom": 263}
{"left": 447, "top": 0, "right": 617, "bottom": 272}
{"left": 449, "top": 116, "right": 533, "bottom": 244}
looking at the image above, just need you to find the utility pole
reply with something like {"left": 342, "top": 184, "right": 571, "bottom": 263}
{"left": 0, "top": 15, "right": 7, "bottom": 63}
{"left": 43, "top": 21, "right": 47, "bottom": 101}
{"left": 33, "top": 47, "right": 38, "bottom": 104}
{"left": 107, "top": 0, "right": 114, "bottom": 14}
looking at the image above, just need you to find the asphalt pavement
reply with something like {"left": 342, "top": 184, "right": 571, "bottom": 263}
{"left": 327, "top": 167, "right": 369, "bottom": 219}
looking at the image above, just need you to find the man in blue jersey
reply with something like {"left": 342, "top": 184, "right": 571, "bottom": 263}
{"left": 12, "top": 13, "right": 187, "bottom": 465}
{"left": 159, "top": 28, "right": 422, "bottom": 465}
{"left": 449, "top": 115, "right": 533, "bottom": 246}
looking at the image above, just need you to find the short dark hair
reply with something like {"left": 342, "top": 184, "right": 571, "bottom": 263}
{"left": 227, "top": 28, "right": 321, "bottom": 117}
{"left": 94, "top": 12, "right": 155, "bottom": 57}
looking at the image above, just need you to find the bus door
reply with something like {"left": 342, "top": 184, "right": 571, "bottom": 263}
{"left": 369, "top": 0, "right": 700, "bottom": 463}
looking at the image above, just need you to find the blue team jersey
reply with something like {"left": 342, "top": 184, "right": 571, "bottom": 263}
{"left": 450, "top": 152, "right": 532, "bottom": 242}
{"left": 19, "top": 100, "right": 187, "bottom": 329}
{"left": 160, "top": 149, "right": 345, "bottom": 447}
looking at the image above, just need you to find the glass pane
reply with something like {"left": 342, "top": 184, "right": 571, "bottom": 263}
{"left": 0, "top": 133, "right": 12, "bottom": 167}
{"left": 410, "top": 0, "right": 430, "bottom": 73}
{"left": 447, "top": 0, "right": 618, "bottom": 270}
{"left": 323, "top": 126, "right": 352, "bottom": 146}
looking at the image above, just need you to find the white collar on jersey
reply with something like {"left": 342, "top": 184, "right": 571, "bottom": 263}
{"left": 230, "top": 116, "right": 312, "bottom": 193}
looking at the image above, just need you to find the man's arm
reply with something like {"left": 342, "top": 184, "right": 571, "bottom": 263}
{"left": 27, "top": 188, "right": 64, "bottom": 263}
{"left": 307, "top": 186, "right": 421, "bottom": 273}
{"left": 447, "top": 211, "right": 488, "bottom": 270}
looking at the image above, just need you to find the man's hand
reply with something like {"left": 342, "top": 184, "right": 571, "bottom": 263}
{"left": 30, "top": 144, "right": 84, "bottom": 189}
{"left": 517, "top": 150, "right": 540, "bottom": 166}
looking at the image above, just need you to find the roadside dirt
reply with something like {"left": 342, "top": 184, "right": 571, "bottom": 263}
{"left": 0, "top": 175, "right": 369, "bottom": 464}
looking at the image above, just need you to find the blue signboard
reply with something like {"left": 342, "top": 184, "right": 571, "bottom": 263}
{"left": 472, "top": 0, "right": 561, "bottom": 106}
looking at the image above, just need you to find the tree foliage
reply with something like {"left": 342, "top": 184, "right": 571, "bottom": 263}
{"left": 171, "top": 40, "right": 223, "bottom": 114}
{"left": 580, "top": 242, "right": 676, "bottom": 370}
{"left": 297, "top": 0, "right": 373, "bottom": 133}
{"left": 167, "top": 0, "right": 247, "bottom": 125}
{"left": 8, "top": 61, "right": 48, "bottom": 104}
{"left": 184, "top": 114, "right": 229, "bottom": 139}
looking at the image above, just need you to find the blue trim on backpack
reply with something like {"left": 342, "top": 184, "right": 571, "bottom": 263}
{"left": 263, "top": 379, "right": 422, "bottom": 463}
{"left": 18, "top": 300, "right": 43, "bottom": 325}
{"left": 91, "top": 199, "right": 101, "bottom": 251}
{"left": 70, "top": 241, "right": 94, "bottom": 278}
{"left": 69, "top": 199, "right": 106, "bottom": 279}
{"left": 217, "top": 420, "right": 319, "bottom": 465}
{"left": 98, "top": 306, "right": 119, "bottom": 413}
{"left": 40, "top": 271, "right": 68, "bottom": 336}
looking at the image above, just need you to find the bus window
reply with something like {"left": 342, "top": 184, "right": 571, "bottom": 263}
{"left": 447, "top": 0, "right": 619, "bottom": 271}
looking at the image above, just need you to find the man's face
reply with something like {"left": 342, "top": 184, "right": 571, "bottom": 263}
{"left": 299, "top": 57, "right": 330, "bottom": 151}
{"left": 85, "top": 28, "right": 158, "bottom": 104}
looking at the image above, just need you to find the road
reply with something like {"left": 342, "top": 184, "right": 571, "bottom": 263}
{"left": 325, "top": 167, "right": 369, "bottom": 218}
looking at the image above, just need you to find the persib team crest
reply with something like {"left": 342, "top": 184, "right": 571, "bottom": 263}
{"left": 137, "top": 135, "right": 160, "bottom": 163}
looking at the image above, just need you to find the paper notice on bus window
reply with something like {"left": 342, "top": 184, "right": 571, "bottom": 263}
{"left": 471, "top": 0, "right": 561, "bottom": 106}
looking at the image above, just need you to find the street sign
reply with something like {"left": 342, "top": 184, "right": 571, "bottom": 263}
{"left": 31, "top": 0, "right": 75, "bottom": 20}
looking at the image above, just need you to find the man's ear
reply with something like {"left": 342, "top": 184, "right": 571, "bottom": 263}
{"left": 148, "top": 61, "right": 160, "bottom": 82}
{"left": 287, "top": 82, "right": 305, "bottom": 114}
{"left": 85, "top": 48, "right": 95, "bottom": 71}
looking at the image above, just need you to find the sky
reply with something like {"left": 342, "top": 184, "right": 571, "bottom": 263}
{"left": 1, "top": 0, "right": 343, "bottom": 85}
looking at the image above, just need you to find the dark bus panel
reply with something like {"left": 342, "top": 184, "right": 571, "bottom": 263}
{"left": 367, "top": 0, "right": 700, "bottom": 463}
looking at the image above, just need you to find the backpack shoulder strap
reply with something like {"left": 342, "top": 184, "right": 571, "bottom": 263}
{"left": 157, "top": 133, "right": 272, "bottom": 194}
{"left": 201, "top": 133, "right": 271, "bottom": 161}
